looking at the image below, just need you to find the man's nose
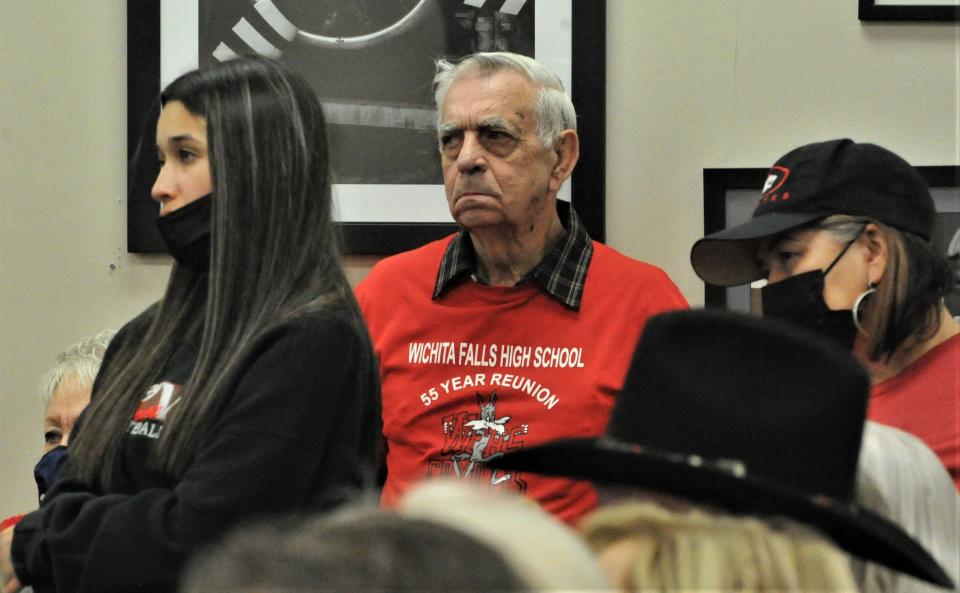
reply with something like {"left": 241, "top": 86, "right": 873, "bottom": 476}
{"left": 456, "top": 132, "right": 487, "bottom": 174}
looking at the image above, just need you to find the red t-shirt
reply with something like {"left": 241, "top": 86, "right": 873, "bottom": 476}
{"left": 1, "top": 515, "right": 24, "bottom": 532}
{"left": 869, "top": 333, "right": 960, "bottom": 489}
{"left": 356, "top": 236, "right": 688, "bottom": 523}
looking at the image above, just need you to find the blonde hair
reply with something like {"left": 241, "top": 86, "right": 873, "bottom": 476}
{"left": 581, "top": 501, "right": 859, "bottom": 592}
{"left": 400, "top": 480, "right": 610, "bottom": 592}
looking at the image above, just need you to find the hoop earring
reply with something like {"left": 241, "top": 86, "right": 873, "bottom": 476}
{"left": 852, "top": 285, "right": 876, "bottom": 334}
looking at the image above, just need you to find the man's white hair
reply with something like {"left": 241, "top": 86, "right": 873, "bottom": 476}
{"left": 432, "top": 52, "right": 577, "bottom": 149}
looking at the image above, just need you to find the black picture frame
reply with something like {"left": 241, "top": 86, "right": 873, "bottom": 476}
{"left": 858, "top": 0, "right": 960, "bottom": 21}
{"left": 127, "top": 1, "right": 605, "bottom": 255}
{"left": 702, "top": 165, "right": 960, "bottom": 309}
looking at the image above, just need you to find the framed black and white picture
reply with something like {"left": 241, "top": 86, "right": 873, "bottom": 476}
{"left": 858, "top": 0, "right": 960, "bottom": 21}
{"left": 127, "top": 0, "right": 606, "bottom": 255}
{"left": 702, "top": 166, "right": 960, "bottom": 315}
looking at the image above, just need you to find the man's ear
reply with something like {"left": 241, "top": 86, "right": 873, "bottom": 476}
{"left": 862, "top": 223, "right": 888, "bottom": 286}
{"left": 548, "top": 129, "right": 579, "bottom": 193}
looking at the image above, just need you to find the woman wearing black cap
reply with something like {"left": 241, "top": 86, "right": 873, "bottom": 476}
{"left": 690, "top": 138, "right": 958, "bottom": 490}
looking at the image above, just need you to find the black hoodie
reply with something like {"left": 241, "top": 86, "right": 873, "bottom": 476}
{"left": 11, "top": 307, "right": 380, "bottom": 593}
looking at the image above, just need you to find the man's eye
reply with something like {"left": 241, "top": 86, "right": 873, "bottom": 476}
{"left": 439, "top": 134, "right": 462, "bottom": 155}
{"left": 44, "top": 429, "right": 62, "bottom": 445}
{"left": 480, "top": 130, "right": 516, "bottom": 155}
{"left": 482, "top": 129, "right": 514, "bottom": 143}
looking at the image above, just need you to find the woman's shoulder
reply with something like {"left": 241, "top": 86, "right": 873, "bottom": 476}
{"left": 278, "top": 304, "right": 362, "bottom": 330}
{"left": 113, "top": 303, "right": 161, "bottom": 343}
{"left": 260, "top": 306, "right": 369, "bottom": 352}
{"left": 102, "top": 303, "right": 163, "bottom": 360}
{"left": 229, "top": 307, "right": 374, "bottom": 398}
{"left": 89, "top": 303, "right": 161, "bottom": 399}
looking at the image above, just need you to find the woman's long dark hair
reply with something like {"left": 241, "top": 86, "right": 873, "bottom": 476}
{"left": 69, "top": 56, "right": 363, "bottom": 487}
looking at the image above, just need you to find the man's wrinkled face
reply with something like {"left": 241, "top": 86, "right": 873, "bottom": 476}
{"left": 438, "top": 70, "right": 559, "bottom": 233}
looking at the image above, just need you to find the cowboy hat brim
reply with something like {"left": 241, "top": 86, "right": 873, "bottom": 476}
{"left": 488, "top": 437, "right": 953, "bottom": 588}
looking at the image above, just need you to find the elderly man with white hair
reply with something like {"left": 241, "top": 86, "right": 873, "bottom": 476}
{"left": 356, "top": 51, "right": 687, "bottom": 524}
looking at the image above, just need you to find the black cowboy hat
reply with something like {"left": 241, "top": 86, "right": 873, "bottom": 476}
{"left": 488, "top": 309, "right": 953, "bottom": 588}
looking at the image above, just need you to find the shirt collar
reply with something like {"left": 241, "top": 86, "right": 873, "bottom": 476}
{"left": 433, "top": 201, "right": 594, "bottom": 310}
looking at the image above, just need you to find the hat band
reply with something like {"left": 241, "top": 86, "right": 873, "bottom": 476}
{"left": 597, "top": 437, "right": 749, "bottom": 479}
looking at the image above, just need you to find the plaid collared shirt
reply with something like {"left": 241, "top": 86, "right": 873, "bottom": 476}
{"left": 432, "top": 202, "right": 594, "bottom": 310}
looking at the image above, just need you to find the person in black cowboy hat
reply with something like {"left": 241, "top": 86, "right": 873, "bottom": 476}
{"left": 488, "top": 309, "right": 954, "bottom": 589}
{"left": 690, "top": 139, "right": 959, "bottom": 490}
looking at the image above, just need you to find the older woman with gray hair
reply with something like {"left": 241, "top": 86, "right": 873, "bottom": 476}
{"left": 38, "top": 331, "right": 114, "bottom": 454}
{"left": 30, "top": 330, "right": 115, "bottom": 503}
{"left": 0, "top": 331, "right": 114, "bottom": 593}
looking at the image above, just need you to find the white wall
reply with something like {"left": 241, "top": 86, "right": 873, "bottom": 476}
{"left": 1, "top": 0, "right": 957, "bottom": 519}
{"left": 1, "top": 2, "right": 169, "bottom": 517}
{"left": 606, "top": 0, "right": 959, "bottom": 301}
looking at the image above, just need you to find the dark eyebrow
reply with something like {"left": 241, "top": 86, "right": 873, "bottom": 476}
{"left": 169, "top": 134, "right": 200, "bottom": 144}
{"left": 157, "top": 134, "right": 204, "bottom": 155}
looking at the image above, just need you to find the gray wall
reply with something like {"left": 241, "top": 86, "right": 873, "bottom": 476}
{"left": 2, "top": 0, "right": 958, "bottom": 518}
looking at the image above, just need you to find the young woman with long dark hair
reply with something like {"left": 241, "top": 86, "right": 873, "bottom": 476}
{"left": 1, "top": 56, "right": 380, "bottom": 593}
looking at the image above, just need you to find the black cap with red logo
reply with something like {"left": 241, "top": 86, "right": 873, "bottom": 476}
{"left": 691, "top": 139, "right": 936, "bottom": 286}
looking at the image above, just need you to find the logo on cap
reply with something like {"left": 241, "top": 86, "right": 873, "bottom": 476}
{"left": 759, "top": 166, "right": 790, "bottom": 206}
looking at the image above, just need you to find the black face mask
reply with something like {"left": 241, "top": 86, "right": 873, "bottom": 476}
{"left": 156, "top": 195, "right": 211, "bottom": 271}
{"left": 761, "top": 236, "right": 860, "bottom": 351}
{"left": 34, "top": 445, "right": 68, "bottom": 504}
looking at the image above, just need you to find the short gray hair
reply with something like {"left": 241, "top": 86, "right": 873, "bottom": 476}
{"left": 816, "top": 214, "right": 870, "bottom": 243}
{"left": 39, "top": 330, "right": 115, "bottom": 404}
{"left": 433, "top": 52, "right": 577, "bottom": 149}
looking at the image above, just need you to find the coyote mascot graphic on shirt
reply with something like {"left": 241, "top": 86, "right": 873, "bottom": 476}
{"left": 450, "top": 392, "right": 513, "bottom": 485}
